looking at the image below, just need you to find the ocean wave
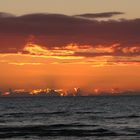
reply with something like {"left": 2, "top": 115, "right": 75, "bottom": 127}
{"left": 75, "top": 111, "right": 105, "bottom": 114}
{"left": 107, "top": 115, "right": 140, "bottom": 119}
{"left": 90, "top": 114, "right": 140, "bottom": 120}
{"left": 122, "top": 127, "right": 140, "bottom": 134}
{"left": 0, "top": 125, "right": 118, "bottom": 138}
{"left": 2, "top": 111, "right": 69, "bottom": 118}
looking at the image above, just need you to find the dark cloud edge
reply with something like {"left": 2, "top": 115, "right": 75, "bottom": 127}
{"left": 74, "top": 12, "right": 124, "bottom": 18}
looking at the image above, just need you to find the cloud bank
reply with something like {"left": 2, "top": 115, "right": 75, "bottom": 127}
{"left": 0, "top": 12, "right": 140, "bottom": 58}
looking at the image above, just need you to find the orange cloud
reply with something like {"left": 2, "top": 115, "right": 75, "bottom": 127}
{"left": 0, "top": 42, "right": 140, "bottom": 68}
{"left": 9, "top": 62, "right": 43, "bottom": 66}
{"left": 23, "top": 43, "right": 75, "bottom": 56}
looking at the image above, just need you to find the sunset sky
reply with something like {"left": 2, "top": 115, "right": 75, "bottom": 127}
{"left": 0, "top": 0, "right": 140, "bottom": 92}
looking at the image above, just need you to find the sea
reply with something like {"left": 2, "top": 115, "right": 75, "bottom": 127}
{"left": 0, "top": 96, "right": 140, "bottom": 140}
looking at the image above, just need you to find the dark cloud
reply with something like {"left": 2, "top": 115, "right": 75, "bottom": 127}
{"left": 74, "top": 49, "right": 140, "bottom": 57}
{"left": 0, "top": 12, "right": 15, "bottom": 18}
{"left": 0, "top": 12, "right": 140, "bottom": 56}
{"left": 75, "top": 12, "right": 124, "bottom": 18}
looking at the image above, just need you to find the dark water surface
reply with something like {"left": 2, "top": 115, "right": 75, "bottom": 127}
{"left": 0, "top": 96, "right": 140, "bottom": 140}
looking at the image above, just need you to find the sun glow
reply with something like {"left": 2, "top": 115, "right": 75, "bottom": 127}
{"left": 0, "top": 42, "right": 140, "bottom": 93}
{"left": 24, "top": 43, "right": 75, "bottom": 56}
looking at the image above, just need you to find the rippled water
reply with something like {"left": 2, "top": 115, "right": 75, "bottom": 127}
{"left": 0, "top": 96, "right": 140, "bottom": 140}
